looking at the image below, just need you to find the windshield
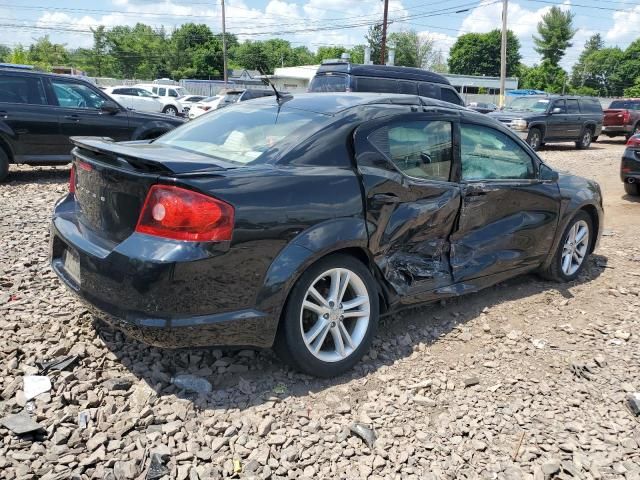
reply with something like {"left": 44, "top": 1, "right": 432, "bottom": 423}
{"left": 506, "top": 97, "right": 550, "bottom": 112}
{"left": 156, "top": 103, "right": 331, "bottom": 165}
{"left": 309, "top": 74, "right": 348, "bottom": 92}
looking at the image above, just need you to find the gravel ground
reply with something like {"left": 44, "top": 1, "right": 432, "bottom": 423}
{"left": 1, "top": 139, "right": 639, "bottom": 480}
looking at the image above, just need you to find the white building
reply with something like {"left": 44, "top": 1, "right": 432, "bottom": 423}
{"left": 267, "top": 65, "right": 319, "bottom": 92}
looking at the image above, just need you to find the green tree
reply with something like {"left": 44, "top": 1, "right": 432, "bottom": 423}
{"left": 448, "top": 30, "right": 521, "bottom": 77}
{"left": 571, "top": 33, "right": 604, "bottom": 88}
{"left": 520, "top": 60, "right": 568, "bottom": 93}
{"left": 366, "top": 23, "right": 383, "bottom": 64}
{"left": 389, "top": 30, "right": 442, "bottom": 69}
{"left": 581, "top": 48, "right": 626, "bottom": 96}
{"left": 27, "top": 36, "right": 69, "bottom": 69}
{"left": 9, "top": 45, "right": 28, "bottom": 65}
{"left": 315, "top": 46, "right": 346, "bottom": 63}
{"left": 533, "top": 6, "right": 576, "bottom": 66}
{"left": 348, "top": 45, "right": 365, "bottom": 64}
{"left": 105, "top": 24, "right": 168, "bottom": 79}
{"left": 624, "top": 79, "right": 640, "bottom": 97}
{"left": 291, "top": 46, "right": 315, "bottom": 66}
{"left": 232, "top": 40, "right": 270, "bottom": 73}
{"left": 0, "top": 44, "right": 10, "bottom": 62}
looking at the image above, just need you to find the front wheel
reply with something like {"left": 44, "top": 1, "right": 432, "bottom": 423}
{"left": 163, "top": 105, "right": 178, "bottom": 116}
{"left": 527, "top": 128, "right": 542, "bottom": 151}
{"left": 275, "top": 254, "right": 379, "bottom": 378}
{"left": 0, "top": 148, "right": 8, "bottom": 182}
{"left": 539, "top": 211, "right": 593, "bottom": 282}
{"left": 576, "top": 129, "right": 592, "bottom": 149}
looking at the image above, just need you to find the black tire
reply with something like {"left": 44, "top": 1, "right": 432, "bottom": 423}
{"left": 624, "top": 182, "right": 640, "bottom": 196}
{"left": 527, "top": 128, "right": 542, "bottom": 151}
{"left": 626, "top": 124, "right": 640, "bottom": 141}
{"left": 576, "top": 128, "right": 592, "bottom": 149}
{"left": 0, "top": 148, "right": 8, "bottom": 182}
{"left": 162, "top": 105, "right": 178, "bottom": 116}
{"left": 539, "top": 211, "right": 593, "bottom": 282}
{"left": 592, "top": 136, "right": 599, "bottom": 142}
{"left": 274, "top": 254, "right": 379, "bottom": 378}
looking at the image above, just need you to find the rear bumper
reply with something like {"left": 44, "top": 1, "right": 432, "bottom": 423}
{"left": 603, "top": 125, "right": 631, "bottom": 136}
{"left": 49, "top": 196, "right": 275, "bottom": 349}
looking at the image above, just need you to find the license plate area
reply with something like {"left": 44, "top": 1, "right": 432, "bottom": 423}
{"left": 63, "top": 248, "right": 81, "bottom": 286}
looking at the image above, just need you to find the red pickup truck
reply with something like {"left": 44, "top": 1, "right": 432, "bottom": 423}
{"left": 603, "top": 99, "right": 640, "bottom": 140}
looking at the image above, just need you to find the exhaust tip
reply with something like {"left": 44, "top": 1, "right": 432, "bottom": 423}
{"left": 629, "top": 177, "right": 636, "bottom": 184}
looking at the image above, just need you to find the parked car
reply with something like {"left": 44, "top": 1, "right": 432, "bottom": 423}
{"left": 103, "top": 86, "right": 164, "bottom": 114}
{"left": 0, "top": 66, "right": 185, "bottom": 182}
{"left": 188, "top": 95, "right": 223, "bottom": 119}
{"left": 179, "top": 95, "right": 207, "bottom": 114}
{"left": 489, "top": 95, "right": 603, "bottom": 150}
{"left": 621, "top": 134, "right": 640, "bottom": 195}
{"left": 217, "top": 89, "right": 276, "bottom": 109}
{"left": 50, "top": 92, "right": 603, "bottom": 377}
{"left": 135, "top": 83, "right": 188, "bottom": 116}
{"left": 467, "top": 101, "right": 498, "bottom": 114}
{"left": 309, "top": 62, "right": 464, "bottom": 106}
{"left": 603, "top": 99, "right": 640, "bottom": 140}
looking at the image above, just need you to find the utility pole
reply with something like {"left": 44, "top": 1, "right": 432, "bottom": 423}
{"left": 380, "top": 0, "right": 389, "bottom": 65}
{"left": 499, "top": 0, "right": 508, "bottom": 108}
{"left": 221, "top": 0, "right": 228, "bottom": 85}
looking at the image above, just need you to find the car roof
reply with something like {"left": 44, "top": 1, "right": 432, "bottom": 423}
{"left": 0, "top": 67, "right": 90, "bottom": 81}
{"left": 247, "top": 92, "right": 467, "bottom": 115}
{"left": 316, "top": 62, "right": 452, "bottom": 86}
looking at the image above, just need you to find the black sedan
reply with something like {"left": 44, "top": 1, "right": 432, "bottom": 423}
{"left": 622, "top": 134, "right": 640, "bottom": 196}
{"left": 50, "top": 93, "right": 604, "bottom": 377}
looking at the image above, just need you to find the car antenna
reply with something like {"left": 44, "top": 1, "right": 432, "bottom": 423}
{"left": 258, "top": 68, "right": 291, "bottom": 104}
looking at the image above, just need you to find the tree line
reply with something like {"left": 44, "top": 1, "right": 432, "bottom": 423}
{"left": 1, "top": 11, "right": 638, "bottom": 97}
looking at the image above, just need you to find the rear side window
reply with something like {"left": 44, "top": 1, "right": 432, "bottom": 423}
{"left": 355, "top": 77, "right": 397, "bottom": 93}
{"left": 566, "top": 99, "right": 580, "bottom": 114}
{"left": 368, "top": 120, "right": 453, "bottom": 182}
{"left": 0, "top": 75, "right": 46, "bottom": 105}
{"left": 398, "top": 81, "right": 417, "bottom": 95}
{"left": 308, "top": 74, "right": 348, "bottom": 92}
{"left": 157, "top": 88, "right": 166, "bottom": 96}
{"left": 582, "top": 99, "right": 603, "bottom": 114}
{"left": 440, "top": 88, "right": 462, "bottom": 106}
{"left": 418, "top": 82, "right": 439, "bottom": 99}
{"left": 460, "top": 123, "right": 534, "bottom": 180}
{"left": 151, "top": 87, "right": 158, "bottom": 94}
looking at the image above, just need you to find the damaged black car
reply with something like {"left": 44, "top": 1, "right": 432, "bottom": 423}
{"left": 50, "top": 93, "right": 604, "bottom": 378}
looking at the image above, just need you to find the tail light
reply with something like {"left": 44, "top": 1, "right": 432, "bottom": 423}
{"left": 202, "top": 106, "right": 211, "bottom": 111}
{"left": 135, "top": 185, "right": 234, "bottom": 242}
{"left": 627, "top": 135, "right": 640, "bottom": 147}
{"left": 69, "top": 166, "right": 76, "bottom": 194}
{"left": 623, "top": 110, "right": 631, "bottom": 123}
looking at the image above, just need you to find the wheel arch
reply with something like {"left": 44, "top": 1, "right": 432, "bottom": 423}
{"left": 580, "top": 203, "right": 600, "bottom": 254}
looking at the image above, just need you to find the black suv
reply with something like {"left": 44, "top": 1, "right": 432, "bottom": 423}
{"left": 308, "top": 62, "right": 464, "bottom": 106}
{"left": 0, "top": 66, "right": 185, "bottom": 181}
{"left": 489, "top": 95, "right": 603, "bottom": 150}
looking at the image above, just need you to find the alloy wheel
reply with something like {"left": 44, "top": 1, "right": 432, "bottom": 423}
{"left": 582, "top": 131, "right": 592, "bottom": 148}
{"left": 561, "top": 220, "right": 589, "bottom": 276}
{"left": 299, "top": 268, "right": 370, "bottom": 363}
{"left": 165, "top": 107, "right": 177, "bottom": 116}
{"left": 529, "top": 131, "right": 541, "bottom": 150}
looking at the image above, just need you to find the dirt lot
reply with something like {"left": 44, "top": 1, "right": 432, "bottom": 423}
{"left": 1, "top": 139, "right": 639, "bottom": 480}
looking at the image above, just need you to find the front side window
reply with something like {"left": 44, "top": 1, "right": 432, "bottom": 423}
{"left": 156, "top": 103, "right": 330, "bottom": 165}
{"left": 157, "top": 88, "right": 166, "bottom": 96}
{"left": 461, "top": 123, "right": 535, "bottom": 181}
{"left": 552, "top": 100, "right": 567, "bottom": 113}
{"left": 566, "top": 99, "right": 580, "bottom": 114}
{"left": 51, "top": 81, "right": 107, "bottom": 109}
{"left": 368, "top": 120, "right": 453, "bottom": 182}
{"left": 168, "top": 89, "right": 179, "bottom": 97}
{"left": 0, "top": 75, "right": 46, "bottom": 105}
{"left": 308, "top": 74, "right": 348, "bottom": 92}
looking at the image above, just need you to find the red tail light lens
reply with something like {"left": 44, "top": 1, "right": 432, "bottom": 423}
{"left": 623, "top": 110, "right": 631, "bottom": 123}
{"left": 202, "top": 106, "right": 211, "bottom": 111}
{"left": 69, "top": 166, "right": 76, "bottom": 194}
{"left": 136, "top": 185, "right": 234, "bottom": 242}
{"left": 627, "top": 135, "right": 640, "bottom": 147}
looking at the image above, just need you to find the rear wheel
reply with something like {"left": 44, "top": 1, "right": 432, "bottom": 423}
{"left": 624, "top": 182, "right": 640, "bottom": 196}
{"left": 163, "top": 105, "right": 178, "bottom": 116}
{"left": 0, "top": 149, "right": 8, "bottom": 182}
{"left": 539, "top": 211, "right": 592, "bottom": 282}
{"left": 626, "top": 124, "right": 640, "bottom": 141}
{"left": 576, "top": 128, "right": 592, "bottom": 149}
{"left": 275, "top": 254, "right": 379, "bottom": 378}
{"left": 527, "top": 128, "right": 542, "bottom": 151}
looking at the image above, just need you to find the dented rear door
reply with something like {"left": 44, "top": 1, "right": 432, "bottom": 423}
{"left": 354, "top": 112, "right": 461, "bottom": 301}
{"left": 450, "top": 121, "right": 560, "bottom": 282}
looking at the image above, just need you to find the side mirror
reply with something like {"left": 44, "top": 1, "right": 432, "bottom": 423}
{"left": 539, "top": 163, "right": 559, "bottom": 182}
{"left": 551, "top": 107, "right": 563, "bottom": 114}
{"left": 100, "top": 100, "right": 120, "bottom": 114}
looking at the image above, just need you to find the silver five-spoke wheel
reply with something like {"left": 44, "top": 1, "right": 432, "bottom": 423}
{"left": 300, "top": 268, "right": 370, "bottom": 363}
{"left": 561, "top": 219, "right": 589, "bottom": 276}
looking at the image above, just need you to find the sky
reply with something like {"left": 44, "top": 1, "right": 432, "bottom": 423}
{"left": 1, "top": 0, "right": 640, "bottom": 71}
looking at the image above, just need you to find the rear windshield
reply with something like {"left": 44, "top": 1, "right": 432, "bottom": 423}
{"left": 609, "top": 100, "right": 640, "bottom": 110}
{"left": 309, "top": 74, "right": 348, "bottom": 92}
{"left": 155, "top": 103, "right": 330, "bottom": 165}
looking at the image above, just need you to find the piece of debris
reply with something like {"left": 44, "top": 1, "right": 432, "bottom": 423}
{"left": 601, "top": 229, "right": 615, "bottom": 236}
{"left": 614, "top": 330, "right": 631, "bottom": 341}
{"left": 464, "top": 377, "right": 480, "bottom": 388}
{"left": 146, "top": 453, "right": 169, "bottom": 480}
{"left": 570, "top": 362, "right": 595, "bottom": 380}
{"left": 627, "top": 393, "right": 640, "bottom": 416}
{"left": 531, "top": 338, "right": 547, "bottom": 349}
{"left": 0, "top": 413, "right": 45, "bottom": 435}
{"left": 171, "top": 374, "right": 212, "bottom": 394}
{"left": 24, "top": 375, "right": 52, "bottom": 401}
{"left": 233, "top": 459, "right": 242, "bottom": 474}
{"left": 102, "top": 378, "right": 133, "bottom": 392}
{"left": 78, "top": 410, "right": 90, "bottom": 429}
{"left": 38, "top": 355, "right": 79, "bottom": 374}
{"left": 594, "top": 355, "right": 607, "bottom": 367}
{"left": 349, "top": 422, "right": 377, "bottom": 448}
